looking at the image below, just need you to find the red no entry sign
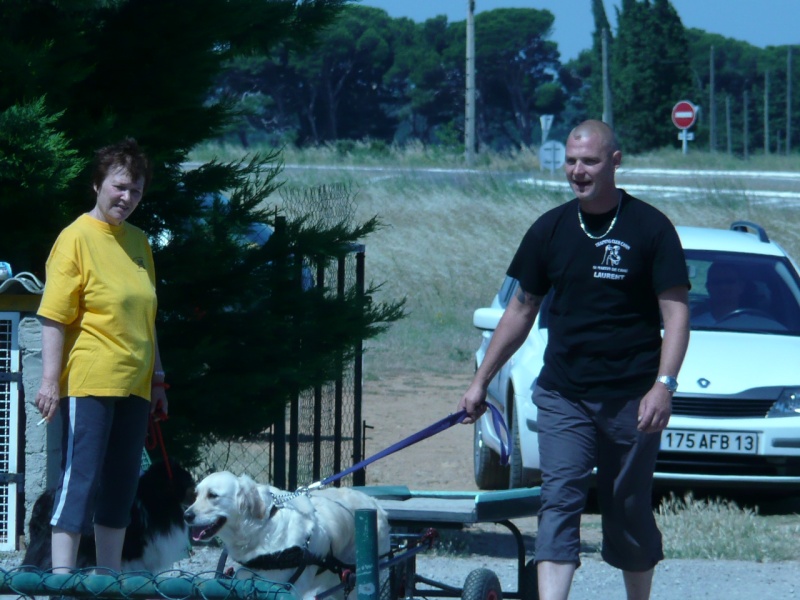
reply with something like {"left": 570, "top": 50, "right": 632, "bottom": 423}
{"left": 672, "top": 100, "right": 697, "bottom": 130}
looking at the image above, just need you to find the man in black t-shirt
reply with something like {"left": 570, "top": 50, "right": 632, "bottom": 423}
{"left": 459, "top": 120, "right": 690, "bottom": 600}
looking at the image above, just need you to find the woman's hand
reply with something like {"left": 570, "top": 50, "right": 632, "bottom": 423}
{"left": 36, "top": 379, "right": 61, "bottom": 423}
{"left": 150, "top": 386, "right": 169, "bottom": 420}
{"left": 37, "top": 318, "right": 66, "bottom": 423}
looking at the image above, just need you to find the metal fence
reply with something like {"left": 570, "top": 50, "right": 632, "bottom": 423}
{"left": 0, "top": 312, "right": 20, "bottom": 552}
{"left": 191, "top": 184, "right": 366, "bottom": 489}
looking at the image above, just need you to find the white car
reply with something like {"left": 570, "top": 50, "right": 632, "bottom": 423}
{"left": 473, "top": 221, "right": 800, "bottom": 491}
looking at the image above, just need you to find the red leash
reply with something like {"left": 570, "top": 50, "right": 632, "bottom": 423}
{"left": 145, "top": 412, "right": 173, "bottom": 480}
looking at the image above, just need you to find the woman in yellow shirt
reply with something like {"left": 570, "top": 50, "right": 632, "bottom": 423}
{"left": 35, "top": 138, "right": 168, "bottom": 573}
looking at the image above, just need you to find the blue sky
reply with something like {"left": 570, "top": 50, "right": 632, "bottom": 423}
{"left": 359, "top": 0, "right": 798, "bottom": 62}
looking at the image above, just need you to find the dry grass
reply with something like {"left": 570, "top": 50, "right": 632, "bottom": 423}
{"left": 657, "top": 493, "right": 800, "bottom": 561}
{"left": 189, "top": 141, "right": 800, "bottom": 377}
{"left": 191, "top": 139, "right": 799, "bottom": 173}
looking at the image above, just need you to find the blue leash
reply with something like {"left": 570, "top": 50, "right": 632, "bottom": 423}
{"left": 218, "top": 406, "right": 510, "bottom": 579}
{"left": 307, "top": 403, "right": 510, "bottom": 490}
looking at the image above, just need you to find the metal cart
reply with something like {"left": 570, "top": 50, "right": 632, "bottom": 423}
{"left": 357, "top": 486, "right": 541, "bottom": 600}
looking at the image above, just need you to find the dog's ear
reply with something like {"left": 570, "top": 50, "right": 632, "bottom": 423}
{"left": 236, "top": 474, "right": 267, "bottom": 520}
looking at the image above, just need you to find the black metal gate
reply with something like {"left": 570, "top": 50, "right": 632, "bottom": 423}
{"left": 271, "top": 244, "right": 366, "bottom": 489}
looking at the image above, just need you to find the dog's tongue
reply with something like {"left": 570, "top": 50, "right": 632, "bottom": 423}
{"left": 189, "top": 517, "right": 226, "bottom": 542}
{"left": 191, "top": 525, "right": 213, "bottom": 542}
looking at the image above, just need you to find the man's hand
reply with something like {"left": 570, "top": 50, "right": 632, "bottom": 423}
{"left": 637, "top": 385, "right": 672, "bottom": 433}
{"left": 456, "top": 288, "right": 541, "bottom": 424}
{"left": 458, "top": 382, "right": 489, "bottom": 424}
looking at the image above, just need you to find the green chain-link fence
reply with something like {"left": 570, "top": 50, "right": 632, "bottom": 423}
{"left": 0, "top": 566, "right": 296, "bottom": 600}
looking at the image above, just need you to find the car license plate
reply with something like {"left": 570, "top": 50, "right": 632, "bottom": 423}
{"left": 661, "top": 430, "right": 759, "bottom": 454}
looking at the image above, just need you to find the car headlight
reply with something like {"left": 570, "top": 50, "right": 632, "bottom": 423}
{"left": 768, "top": 389, "right": 800, "bottom": 417}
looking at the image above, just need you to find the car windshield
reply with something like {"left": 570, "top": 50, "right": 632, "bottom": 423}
{"left": 686, "top": 250, "right": 800, "bottom": 335}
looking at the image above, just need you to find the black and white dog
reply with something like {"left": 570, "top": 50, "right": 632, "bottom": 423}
{"left": 22, "top": 459, "right": 195, "bottom": 573}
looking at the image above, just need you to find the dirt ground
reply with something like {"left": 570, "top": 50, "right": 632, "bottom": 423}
{"left": 361, "top": 371, "right": 479, "bottom": 492}
{"left": 359, "top": 370, "right": 554, "bottom": 555}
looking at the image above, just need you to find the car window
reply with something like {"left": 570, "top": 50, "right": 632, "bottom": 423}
{"left": 686, "top": 250, "right": 800, "bottom": 334}
{"left": 496, "top": 276, "right": 519, "bottom": 309}
{"left": 494, "top": 276, "right": 554, "bottom": 328}
{"left": 494, "top": 276, "right": 553, "bottom": 329}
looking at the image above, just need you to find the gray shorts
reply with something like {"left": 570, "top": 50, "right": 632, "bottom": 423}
{"left": 51, "top": 395, "right": 150, "bottom": 534}
{"left": 533, "top": 385, "right": 663, "bottom": 572}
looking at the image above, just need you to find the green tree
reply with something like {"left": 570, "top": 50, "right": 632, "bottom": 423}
{"left": 426, "top": 8, "right": 562, "bottom": 150}
{"left": 471, "top": 8, "right": 561, "bottom": 148}
{"left": 686, "top": 30, "right": 760, "bottom": 152}
{"left": 215, "top": 6, "right": 568, "bottom": 150}
{"left": 686, "top": 30, "right": 798, "bottom": 155}
{"left": 217, "top": 5, "right": 402, "bottom": 145}
{"left": 0, "top": 99, "right": 85, "bottom": 273}
{"left": 613, "top": 0, "right": 692, "bottom": 152}
{"left": 211, "top": 53, "right": 299, "bottom": 148}
{"left": 387, "top": 15, "right": 465, "bottom": 144}
{"left": 579, "top": 0, "right": 614, "bottom": 119}
{"left": 755, "top": 46, "right": 797, "bottom": 154}
{"left": 0, "top": 0, "right": 404, "bottom": 466}
{"left": 215, "top": 7, "right": 466, "bottom": 147}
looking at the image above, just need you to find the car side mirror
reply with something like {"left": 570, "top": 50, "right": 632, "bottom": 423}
{"left": 473, "top": 307, "right": 504, "bottom": 331}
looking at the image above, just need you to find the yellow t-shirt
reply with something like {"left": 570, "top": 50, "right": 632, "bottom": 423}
{"left": 38, "top": 213, "right": 157, "bottom": 400}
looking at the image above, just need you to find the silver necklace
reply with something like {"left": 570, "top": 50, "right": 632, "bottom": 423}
{"left": 578, "top": 193, "right": 622, "bottom": 240}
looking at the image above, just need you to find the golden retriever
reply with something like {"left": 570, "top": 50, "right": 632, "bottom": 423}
{"left": 184, "top": 471, "right": 390, "bottom": 599}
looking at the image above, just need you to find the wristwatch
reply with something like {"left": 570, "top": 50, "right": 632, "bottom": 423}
{"left": 656, "top": 375, "right": 679, "bottom": 394}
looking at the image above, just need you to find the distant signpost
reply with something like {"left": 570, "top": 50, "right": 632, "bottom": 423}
{"left": 672, "top": 100, "right": 697, "bottom": 154}
{"left": 539, "top": 140, "right": 566, "bottom": 174}
{"left": 540, "top": 114, "right": 554, "bottom": 143}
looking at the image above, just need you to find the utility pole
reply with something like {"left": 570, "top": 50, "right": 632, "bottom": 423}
{"left": 709, "top": 46, "right": 716, "bottom": 152}
{"left": 602, "top": 28, "right": 613, "bottom": 128}
{"left": 465, "top": 0, "right": 476, "bottom": 166}
{"left": 764, "top": 70, "right": 770, "bottom": 155}
{"left": 725, "top": 95, "right": 732, "bottom": 155}
{"left": 743, "top": 89, "right": 749, "bottom": 160}
{"left": 788, "top": 47, "right": 793, "bottom": 155}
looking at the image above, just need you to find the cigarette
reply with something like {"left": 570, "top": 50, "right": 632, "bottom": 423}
{"left": 37, "top": 417, "right": 47, "bottom": 426}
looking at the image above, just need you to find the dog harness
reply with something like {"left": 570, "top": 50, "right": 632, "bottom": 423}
{"left": 242, "top": 544, "right": 352, "bottom": 585}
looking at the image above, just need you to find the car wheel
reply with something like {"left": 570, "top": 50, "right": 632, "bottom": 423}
{"left": 509, "top": 410, "right": 539, "bottom": 489}
{"left": 473, "top": 421, "right": 510, "bottom": 490}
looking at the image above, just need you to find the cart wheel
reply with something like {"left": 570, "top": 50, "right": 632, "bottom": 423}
{"left": 462, "top": 568, "right": 503, "bottom": 600}
{"left": 521, "top": 559, "right": 539, "bottom": 600}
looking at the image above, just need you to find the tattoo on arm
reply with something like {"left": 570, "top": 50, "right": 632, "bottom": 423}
{"left": 514, "top": 288, "right": 543, "bottom": 308}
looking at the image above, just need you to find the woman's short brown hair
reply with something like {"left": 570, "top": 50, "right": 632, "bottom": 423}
{"left": 92, "top": 137, "right": 153, "bottom": 192}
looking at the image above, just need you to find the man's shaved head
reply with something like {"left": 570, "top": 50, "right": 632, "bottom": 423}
{"left": 568, "top": 120, "right": 619, "bottom": 155}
